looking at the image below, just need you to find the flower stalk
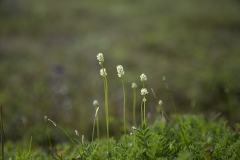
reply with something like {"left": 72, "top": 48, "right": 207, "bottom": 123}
{"left": 116, "top": 65, "right": 126, "bottom": 138}
{"left": 131, "top": 83, "right": 137, "bottom": 127}
{"left": 140, "top": 74, "right": 148, "bottom": 125}
{"left": 97, "top": 53, "right": 109, "bottom": 152}
{"left": 92, "top": 107, "right": 99, "bottom": 142}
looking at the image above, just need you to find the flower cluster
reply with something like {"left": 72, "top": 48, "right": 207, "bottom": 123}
{"left": 116, "top": 65, "right": 125, "bottom": 77}
{"left": 97, "top": 53, "right": 104, "bottom": 65}
{"left": 100, "top": 68, "right": 107, "bottom": 76}
{"left": 140, "top": 73, "right": 147, "bottom": 82}
{"left": 140, "top": 88, "right": 148, "bottom": 96}
{"left": 131, "top": 83, "right": 137, "bottom": 89}
{"left": 142, "top": 98, "right": 147, "bottom": 102}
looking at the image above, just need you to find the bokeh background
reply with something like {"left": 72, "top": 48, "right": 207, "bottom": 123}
{"left": 1, "top": 0, "right": 240, "bottom": 146}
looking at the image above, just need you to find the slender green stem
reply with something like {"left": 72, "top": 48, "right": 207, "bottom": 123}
{"left": 92, "top": 107, "right": 99, "bottom": 141}
{"left": 143, "top": 96, "right": 146, "bottom": 124}
{"left": 44, "top": 116, "right": 52, "bottom": 160}
{"left": 161, "top": 109, "right": 164, "bottom": 133}
{"left": 103, "top": 75, "right": 109, "bottom": 152}
{"left": 45, "top": 123, "right": 52, "bottom": 149}
{"left": 48, "top": 119, "right": 82, "bottom": 156}
{"left": 140, "top": 100, "right": 144, "bottom": 125}
{"left": 133, "top": 88, "right": 136, "bottom": 127}
{"left": 92, "top": 117, "right": 96, "bottom": 142}
{"left": 57, "top": 125, "right": 82, "bottom": 156}
{"left": 96, "top": 115, "right": 99, "bottom": 140}
{"left": 151, "top": 88, "right": 181, "bottom": 139}
{"left": 168, "top": 88, "right": 189, "bottom": 149}
{"left": 99, "top": 63, "right": 109, "bottom": 153}
{"left": 26, "top": 137, "right": 33, "bottom": 159}
{"left": 121, "top": 78, "right": 126, "bottom": 138}
{"left": 133, "top": 132, "right": 136, "bottom": 146}
{"left": 226, "top": 86, "right": 234, "bottom": 123}
{"left": 163, "top": 77, "right": 189, "bottom": 148}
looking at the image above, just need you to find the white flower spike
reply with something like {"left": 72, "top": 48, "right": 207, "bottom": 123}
{"left": 100, "top": 68, "right": 107, "bottom": 76}
{"left": 140, "top": 88, "right": 148, "bottom": 96}
{"left": 97, "top": 53, "right": 104, "bottom": 65}
{"left": 140, "top": 74, "right": 147, "bottom": 82}
{"left": 116, "top": 65, "right": 125, "bottom": 77}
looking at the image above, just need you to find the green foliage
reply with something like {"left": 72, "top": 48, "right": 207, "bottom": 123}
{"left": 16, "top": 137, "right": 38, "bottom": 160}
{"left": 135, "top": 124, "right": 157, "bottom": 159}
{"left": 49, "top": 115, "right": 240, "bottom": 159}
{"left": 2, "top": 115, "right": 238, "bottom": 159}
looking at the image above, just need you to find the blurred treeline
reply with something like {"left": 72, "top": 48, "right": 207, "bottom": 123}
{"left": 0, "top": 0, "right": 240, "bottom": 146}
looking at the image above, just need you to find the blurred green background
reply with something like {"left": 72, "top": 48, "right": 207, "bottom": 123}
{"left": 1, "top": 0, "right": 240, "bottom": 146}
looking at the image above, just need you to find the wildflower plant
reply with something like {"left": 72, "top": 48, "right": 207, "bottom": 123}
{"left": 116, "top": 65, "right": 127, "bottom": 138}
{"left": 97, "top": 53, "right": 110, "bottom": 151}
{"left": 140, "top": 74, "right": 148, "bottom": 125}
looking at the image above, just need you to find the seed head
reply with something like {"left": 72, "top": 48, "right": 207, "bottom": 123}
{"left": 116, "top": 65, "right": 125, "bottom": 77}
{"left": 140, "top": 88, "right": 148, "bottom": 96}
{"left": 140, "top": 73, "right": 147, "bottom": 82}
{"left": 100, "top": 68, "right": 107, "bottom": 76}
{"left": 96, "top": 53, "right": 104, "bottom": 65}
